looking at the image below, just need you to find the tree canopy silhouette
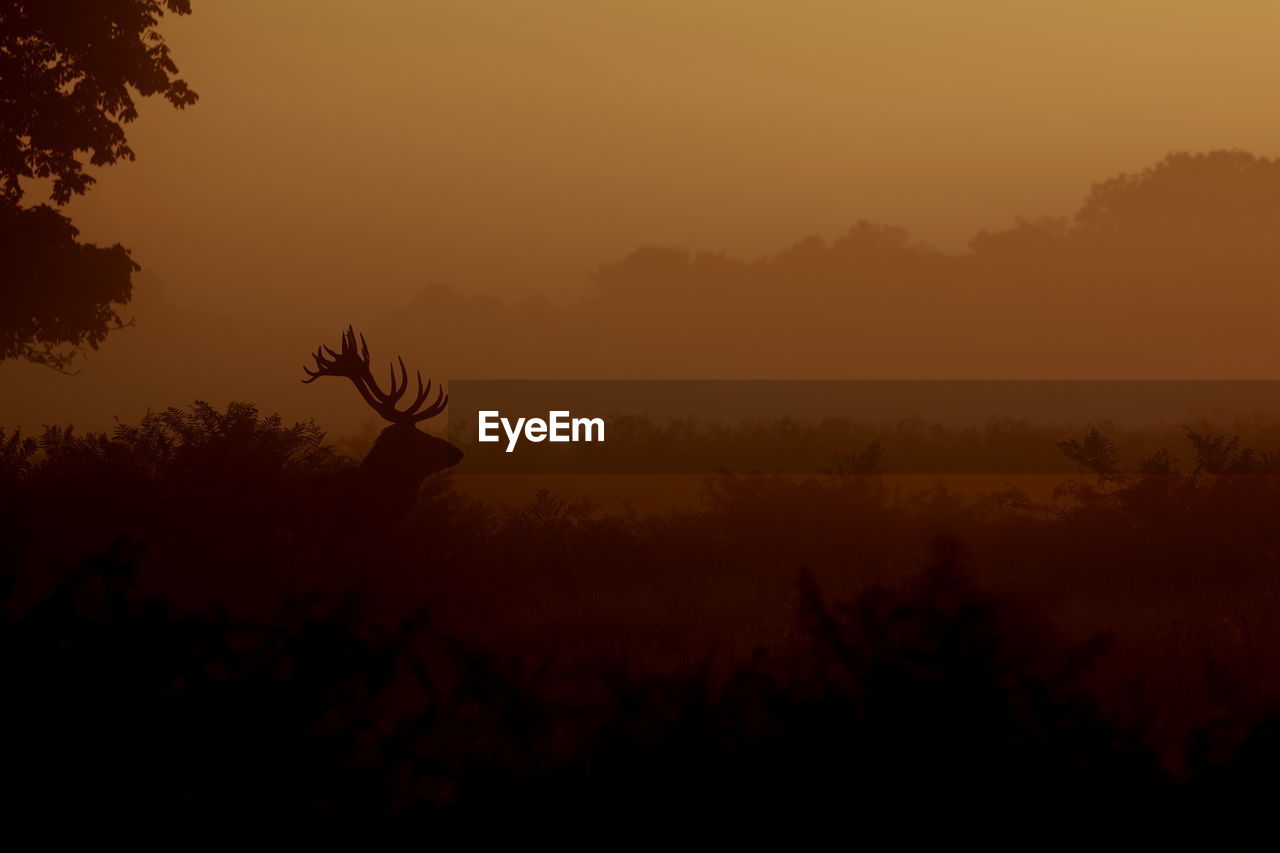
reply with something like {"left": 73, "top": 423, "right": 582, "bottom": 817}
{"left": 0, "top": 0, "right": 197, "bottom": 369}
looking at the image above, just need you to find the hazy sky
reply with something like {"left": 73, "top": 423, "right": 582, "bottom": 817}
{"left": 59, "top": 0, "right": 1280, "bottom": 311}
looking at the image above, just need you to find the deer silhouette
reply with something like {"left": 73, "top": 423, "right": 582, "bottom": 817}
{"left": 303, "top": 327, "right": 463, "bottom": 519}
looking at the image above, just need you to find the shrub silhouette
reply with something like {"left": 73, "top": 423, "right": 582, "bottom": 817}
{"left": 0, "top": 536, "right": 1172, "bottom": 841}
{"left": 4, "top": 403, "right": 1280, "bottom": 840}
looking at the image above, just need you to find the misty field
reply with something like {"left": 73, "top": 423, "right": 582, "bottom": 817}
{"left": 2, "top": 404, "right": 1280, "bottom": 841}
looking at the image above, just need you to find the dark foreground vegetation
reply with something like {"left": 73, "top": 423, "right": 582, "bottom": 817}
{"left": 4, "top": 403, "right": 1280, "bottom": 845}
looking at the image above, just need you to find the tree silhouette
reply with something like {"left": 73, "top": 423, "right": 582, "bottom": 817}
{"left": 1073, "top": 150, "right": 1280, "bottom": 242}
{"left": 0, "top": 202, "right": 138, "bottom": 369}
{"left": 0, "top": 1, "right": 197, "bottom": 369}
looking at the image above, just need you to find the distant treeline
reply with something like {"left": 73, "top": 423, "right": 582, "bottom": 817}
{"left": 396, "top": 149, "right": 1280, "bottom": 379}
{"left": 9, "top": 149, "right": 1280, "bottom": 438}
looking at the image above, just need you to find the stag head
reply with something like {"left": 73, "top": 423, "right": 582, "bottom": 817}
{"left": 303, "top": 327, "right": 462, "bottom": 510}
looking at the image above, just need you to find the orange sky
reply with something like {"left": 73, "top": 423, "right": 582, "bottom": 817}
{"left": 55, "top": 0, "right": 1280, "bottom": 312}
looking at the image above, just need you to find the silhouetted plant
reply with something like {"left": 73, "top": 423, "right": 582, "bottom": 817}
{"left": 0, "top": 427, "right": 36, "bottom": 481}
{"left": 0, "top": 0, "right": 198, "bottom": 367}
{"left": 5, "top": 403, "right": 1280, "bottom": 838}
{"left": 28, "top": 401, "right": 343, "bottom": 482}
{"left": 1136, "top": 447, "right": 1177, "bottom": 475}
{"left": 1058, "top": 426, "right": 1124, "bottom": 480}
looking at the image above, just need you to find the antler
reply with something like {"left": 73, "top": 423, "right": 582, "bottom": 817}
{"left": 302, "top": 326, "right": 448, "bottom": 424}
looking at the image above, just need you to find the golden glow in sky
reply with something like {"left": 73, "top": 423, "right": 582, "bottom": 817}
{"left": 60, "top": 0, "right": 1280, "bottom": 309}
